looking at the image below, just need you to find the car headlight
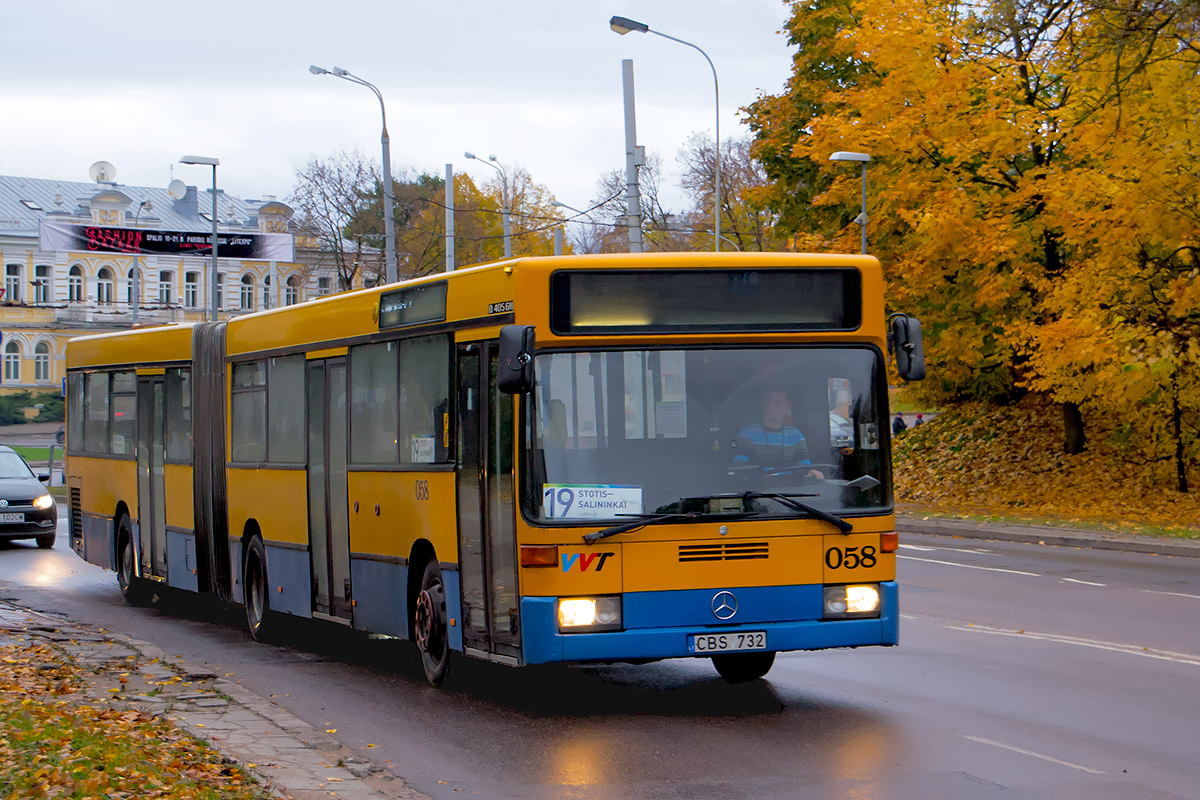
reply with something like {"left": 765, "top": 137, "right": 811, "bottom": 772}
{"left": 557, "top": 596, "right": 622, "bottom": 632}
{"left": 823, "top": 584, "right": 881, "bottom": 618}
{"left": 33, "top": 494, "right": 55, "bottom": 510}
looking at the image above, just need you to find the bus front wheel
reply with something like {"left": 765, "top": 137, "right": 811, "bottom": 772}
{"left": 244, "top": 537, "right": 275, "bottom": 642}
{"left": 712, "top": 651, "right": 776, "bottom": 684}
{"left": 414, "top": 559, "right": 451, "bottom": 686}
{"left": 116, "top": 515, "right": 150, "bottom": 605}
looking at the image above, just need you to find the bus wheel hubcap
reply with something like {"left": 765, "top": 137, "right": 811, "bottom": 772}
{"left": 415, "top": 589, "right": 434, "bottom": 650}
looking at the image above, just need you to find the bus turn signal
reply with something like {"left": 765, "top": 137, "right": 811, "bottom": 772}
{"left": 520, "top": 545, "right": 559, "bottom": 567}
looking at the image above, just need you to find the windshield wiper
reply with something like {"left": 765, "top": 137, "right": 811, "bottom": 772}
{"left": 741, "top": 491, "right": 853, "bottom": 535}
{"left": 583, "top": 508, "right": 759, "bottom": 544}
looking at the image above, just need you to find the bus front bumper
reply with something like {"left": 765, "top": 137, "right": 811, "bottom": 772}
{"left": 520, "top": 581, "right": 898, "bottom": 665}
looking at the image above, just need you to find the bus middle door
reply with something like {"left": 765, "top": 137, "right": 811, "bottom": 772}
{"left": 307, "top": 358, "right": 353, "bottom": 623}
{"left": 456, "top": 342, "right": 521, "bottom": 663}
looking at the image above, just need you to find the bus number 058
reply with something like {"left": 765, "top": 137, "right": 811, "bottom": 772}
{"left": 825, "top": 545, "right": 877, "bottom": 570}
{"left": 415, "top": 480, "right": 430, "bottom": 501}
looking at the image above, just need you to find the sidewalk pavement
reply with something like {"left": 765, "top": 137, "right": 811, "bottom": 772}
{"left": 0, "top": 601, "right": 431, "bottom": 800}
{"left": 896, "top": 511, "right": 1200, "bottom": 558}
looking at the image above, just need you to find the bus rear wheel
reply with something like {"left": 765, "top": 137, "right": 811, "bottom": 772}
{"left": 413, "top": 559, "right": 451, "bottom": 686}
{"left": 116, "top": 515, "right": 150, "bottom": 605}
{"left": 244, "top": 536, "right": 275, "bottom": 642}
{"left": 712, "top": 651, "right": 776, "bottom": 684}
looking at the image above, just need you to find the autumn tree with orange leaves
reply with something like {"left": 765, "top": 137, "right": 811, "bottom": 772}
{"left": 747, "top": 0, "right": 1200, "bottom": 490}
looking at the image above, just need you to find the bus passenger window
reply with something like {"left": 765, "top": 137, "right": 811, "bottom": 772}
{"left": 399, "top": 335, "right": 449, "bottom": 464}
{"left": 268, "top": 355, "right": 306, "bottom": 463}
{"left": 350, "top": 342, "right": 399, "bottom": 465}
{"left": 84, "top": 372, "right": 110, "bottom": 454}
{"left": 231, "top": 361, "right": 267, "bottom": 463}
{"left": 165, "top": 369, "right": 192, "bottom": 461}
{"left": 110, "top": 372, "right": 136, "bottom": 456}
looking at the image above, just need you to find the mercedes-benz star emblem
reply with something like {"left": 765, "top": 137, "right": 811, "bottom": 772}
{"left": 711, "top": 590, "right": 738, "bottom": 620}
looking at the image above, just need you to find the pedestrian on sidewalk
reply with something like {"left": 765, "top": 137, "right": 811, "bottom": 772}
{"left": 914, "top": 413, "right": 924, "bottom": 426}
{"left": 893, "top": 413, "right": 907, "bottom": 435}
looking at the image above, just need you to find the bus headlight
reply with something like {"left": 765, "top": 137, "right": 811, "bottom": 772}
{"left": 823, "top": 584, "right": 881, "bottom": 618}
{"left": 557, "top": 596, "right": 622, "bottom": 632}
{"left": 33, "top": 494, "right": 55, "bottom": 510}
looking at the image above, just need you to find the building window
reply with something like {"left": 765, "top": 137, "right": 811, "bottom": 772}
{"left": 184, "top": 272, "right": 199, "bottom": 308}
{"left": 34, "top": 265, "right": 51, "bottom": 304}
{"left": 240, "top": 274, "right": 255, "bottom": 310}
{"left": 69, "top": 266, "right": 84, "bottom": 302}
{"left": 97, "top": 268, "right": 114, "bottom": 305}
{"left": 159, "top": 271, "right": 174, "bottom": 305}
{"left": 3, "top": 341, "right": 20, "bottom": 382}
{"left": 216, "top": 273, "right": 225, "bottom": 310}
{"left": 285, "top": 274, "right": 300, "bottom": 306}
{"left": 127, "top": 268, "right": 144, "bottom": 308}
{"left": 5, "top": 265, "right": 21, "bottom": 302}
{"left": 34, "top": 342, "right": 51, "bottom": 383}
{"left": 317, "top": 276, "right": 332, "bottom": 297}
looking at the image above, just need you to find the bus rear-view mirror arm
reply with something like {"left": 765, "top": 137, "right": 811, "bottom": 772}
{"left": 497, "top": 325, "right": 536, "bottom": 394}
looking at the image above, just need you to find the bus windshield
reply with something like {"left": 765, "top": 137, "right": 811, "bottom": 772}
{"left": 525, "top": 347, "right": 891, "bottom": 523}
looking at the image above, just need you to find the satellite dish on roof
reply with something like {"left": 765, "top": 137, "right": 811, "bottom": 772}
{"left": 168, "top": 179, "right": 188, "bottom": 200}
{"left": 89, "top": 161, "right": 116, "bottom": 183}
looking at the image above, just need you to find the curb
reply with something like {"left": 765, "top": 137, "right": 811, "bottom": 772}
{"left": 896, "top": 515, "right": 1200, "bottom": 558}
{"left": 0, "top": 601, "right": 430, "bottom": 800}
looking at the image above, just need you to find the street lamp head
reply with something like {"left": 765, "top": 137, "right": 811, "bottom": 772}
{"left": 829, "top": 151, "right": 871, "bottom": 163}
{"left": 488, "top": 155, "right": 498, "bottom": 162}
{"left": 180, "top": 155, "right": 219, "bottom": 167}
{"left": 309, "top": 65, "right": 328, "bottom": 75}
{"left": 610, "top": 15, "right": 649, "bottom": 35}
{"left": 464, "top": 151, "right": 477, "bottom": 160}
{"left": 331, "top": 66, "right": 349, "bottom": 77}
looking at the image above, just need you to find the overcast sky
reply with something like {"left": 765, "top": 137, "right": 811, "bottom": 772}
{"left": 2, "top": 0, "right": 795, "bottom": 213}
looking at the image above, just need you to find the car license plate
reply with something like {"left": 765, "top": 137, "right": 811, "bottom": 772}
{"left": 688, "top": 631, "right": 767, "bottom": 653}
{"left": 0, "top": 512, "right": 24, "bottom": 523}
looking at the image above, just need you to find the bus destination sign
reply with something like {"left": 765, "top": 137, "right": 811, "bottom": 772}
{"left": 379, "top": 282, "right": 447, "bottom": 330}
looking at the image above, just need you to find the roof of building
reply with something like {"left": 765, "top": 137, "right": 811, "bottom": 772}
{"left": 0, "top": 173, "right": 292, "bottom": 239}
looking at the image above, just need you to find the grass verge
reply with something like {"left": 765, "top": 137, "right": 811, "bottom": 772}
{"left": 0, "top": 639, "right": 271, "bottom": 800}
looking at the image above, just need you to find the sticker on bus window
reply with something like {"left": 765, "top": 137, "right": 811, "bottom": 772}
{"left": 543, "top": 484, "right": 643, "bottom": 520}
{"left": 411, "top": 436, "right": 436, "bottom": 463}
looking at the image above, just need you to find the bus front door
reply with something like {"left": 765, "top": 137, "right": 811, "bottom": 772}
{"left": 307, "top": 359, "right": 353, "bottom": 623}
{"left": 456, "top": 343, "right": 521, "bottom": 662}
{"left": 135, "top": 377, "right": 167, "bottom": 580}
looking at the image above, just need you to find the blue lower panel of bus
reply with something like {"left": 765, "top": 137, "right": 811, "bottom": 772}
{"left": 166, "top": 531, "right": 198, "bottom": 593}
{"left": 264, "top": 544, "right": 313, "bottom": 618}
{"left": 80, "top": 512, "right": 115, "bottom": 571}
{"left": 350, "top": 559, "right": 410, "bottom": 638}
{"left": 521, "top": 581, "right": 898, "bottom": 665}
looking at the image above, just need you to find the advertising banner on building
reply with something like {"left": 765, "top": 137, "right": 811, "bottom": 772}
{"left": 38, "top": 220, "right": 294, "bottom": 261}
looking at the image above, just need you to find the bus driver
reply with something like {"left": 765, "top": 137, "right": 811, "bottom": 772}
{"left": 732, "top": 388, "right": 825, "bottom": 479}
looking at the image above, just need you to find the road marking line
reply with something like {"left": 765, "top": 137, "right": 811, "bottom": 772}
{"left": 900, "top": 544, "right": 998, "bottom": 556}
{"left": 899, "top": 614, "right": 918, "bottom": 620}
{"left": 945, "top": 624, "right": 1200, "bottom": 666}
{"left": 1061, "top": 577, "right": 1106, "bottom": 587}
{"left": 961, "top": 735, "right": 1104, "bottom": 774}
{"left": 1142, "top": 589, "right": 1200, "bottom": 600}
{"left": 897, "top": 554, "right": 1040, "bottom": 577}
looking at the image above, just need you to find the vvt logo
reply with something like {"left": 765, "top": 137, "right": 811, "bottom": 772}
{"left": 561, "top": 552, "right": 615, "bottom": 573}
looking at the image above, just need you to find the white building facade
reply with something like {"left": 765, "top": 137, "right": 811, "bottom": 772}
{"left": 0, "top": 170, "right": 335, "bottom": 395}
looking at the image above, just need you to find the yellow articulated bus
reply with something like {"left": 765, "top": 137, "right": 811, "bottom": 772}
{"left": 66, "top": 252, "right": 925, "bottom": 685}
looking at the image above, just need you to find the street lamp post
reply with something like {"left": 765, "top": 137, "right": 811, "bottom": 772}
{"left": 310, "top": 65, "right": 397, "bottom": 284}
{"left": 130, "top": 199, "right": 151, "bottom": 327}
{"left": 465, "top": 152, "right": 511, "bottom": 258}
{"left": 829, "top": 151, "right": 871, "bottom": 254}
{"left": 179, "top": 156, "right": 220, "bottom": 321}
{"left": 610, "top": 15, "right": 721, "bottom": 252}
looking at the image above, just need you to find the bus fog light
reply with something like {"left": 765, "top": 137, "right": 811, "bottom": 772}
{"left": 824, "top": 584, "right": 880, "bottom": 618}
{"left": 557, "top": 596, "right": 621, "bottom": 631}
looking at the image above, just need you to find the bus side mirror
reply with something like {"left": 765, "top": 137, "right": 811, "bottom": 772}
{"left": 497, "top": 325, "right": 536, "bottom": 394}
{"left": 889, "top": 314, "right": 926, "bottom": 381}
